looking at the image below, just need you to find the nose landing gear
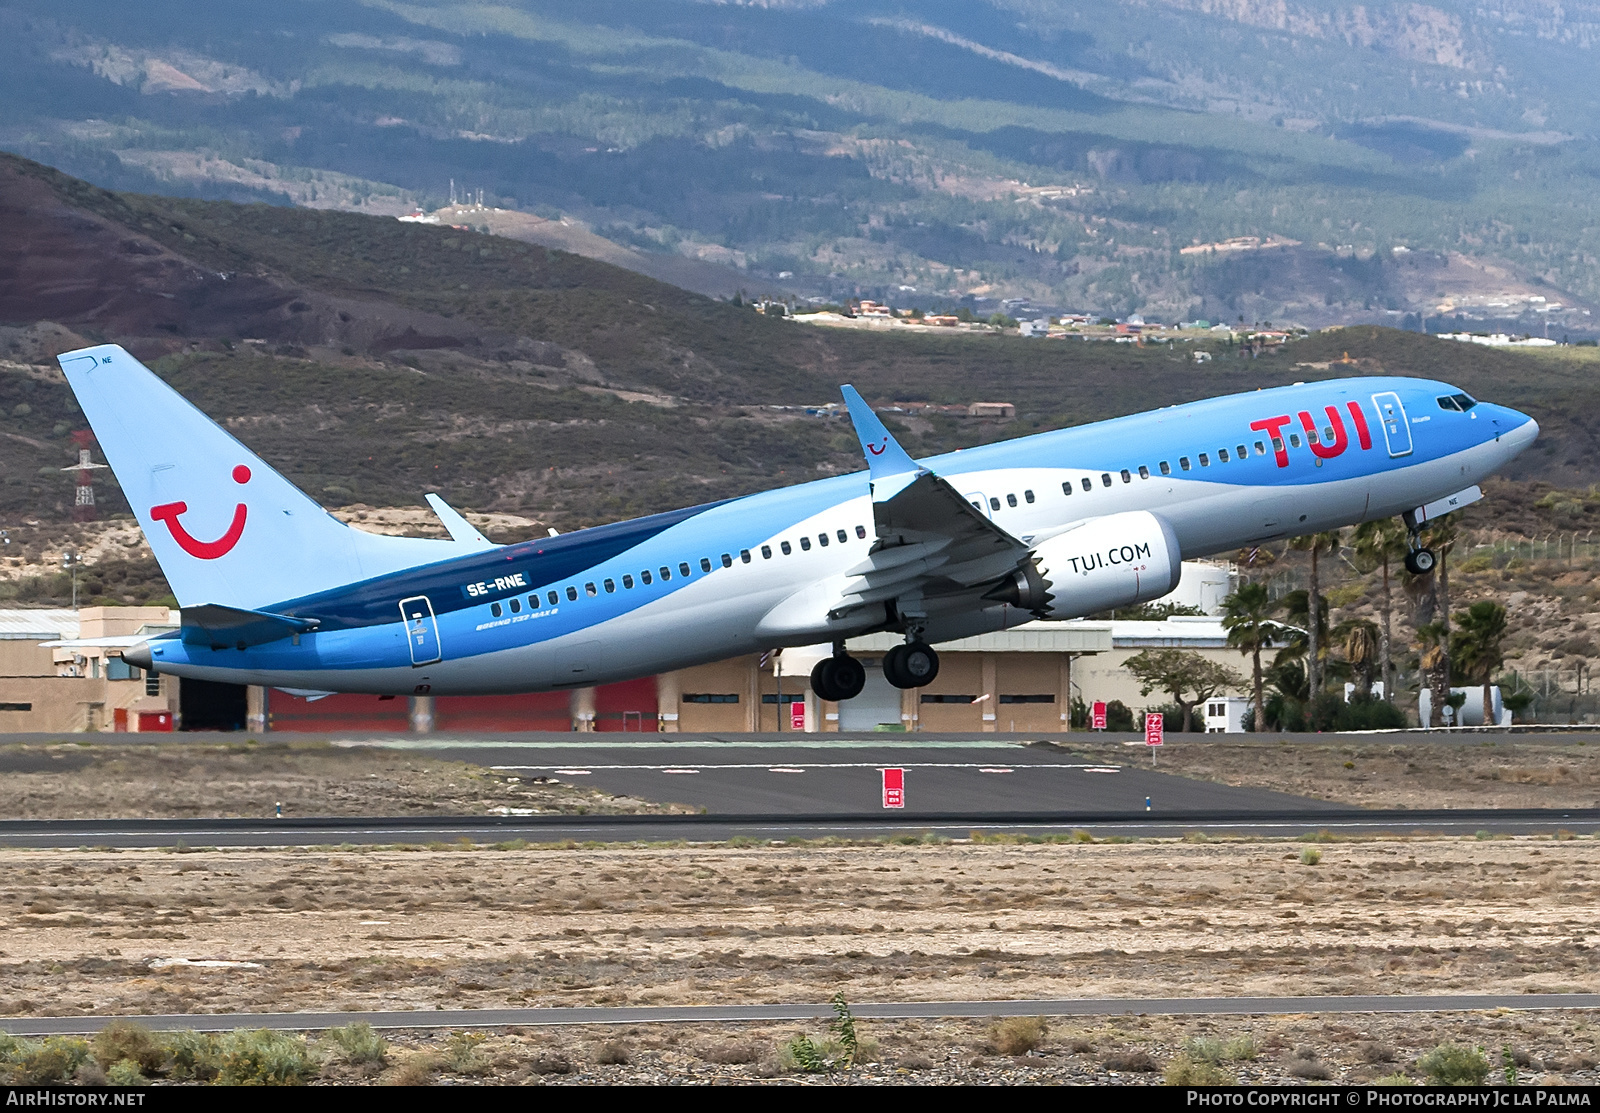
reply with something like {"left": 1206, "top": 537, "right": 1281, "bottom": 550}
{"left": 1404, "top": 547, "right": 1437, "bottom": 575}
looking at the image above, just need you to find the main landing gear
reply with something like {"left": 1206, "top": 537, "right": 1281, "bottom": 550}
{"left": 809, "top": 641, "right": 942, "bottom": 701}
{"left": 884, "top": 642, "right": 940, "bottom": 690}
{"left": 811, "top": 650, "right": 866, "bottom": 703}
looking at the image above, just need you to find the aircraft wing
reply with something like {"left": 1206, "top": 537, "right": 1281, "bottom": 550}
{"left": 832, "top": 386, "right": 1034, "bottom": 619}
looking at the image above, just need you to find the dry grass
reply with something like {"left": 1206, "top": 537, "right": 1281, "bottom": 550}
{"left": 1066, "top": 737, "right": 1600, "bottom": 810}
{"left": 0, "top": 742, "right": 686, "bottom": 819}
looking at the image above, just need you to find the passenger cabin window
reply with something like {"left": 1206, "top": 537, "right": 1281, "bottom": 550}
{"left": 585, "top": 582, "right": 597, "bottom": 596}
{"left": 1006, "top": 493, "right": 1018, "bottom": 507}
{"left": 855, "top": 525, "right": 866, "bottom": 538}
{"left": 1101, "top": 473, "right": 1112, "bottom": 487}
{"left": 1081, "top": 477, "right": 1093, "bottom": 491}
{"left": 1061, "top": 481, "right": 1073, "bottom": 496}
{"left": 1199, "top": 453, "right": 1210, "bottom": 466}
{"left": 1180, "top": 457, "right": 1191, "bottom": 471}
{"left": 989, "top": 497, "right": 1001, "bottom": 511}
{"left": 659, "top": 566, "right": 671, "bottom": 580}
{"left": 566, "top": 586, "right": 578, "bottom": 601}
{"left": 761, "top": 546, "right": 772, "bottom": 559}
{"left": 509, "top": 598, "right": 521, "bottom": 613}
{"left": 490, "top": 602, "right": 502, "bottom": 617}
{"left": 701, "top": 558, "right": 712, "bottom": 572}
{"left": 1138, "top": 465, "right": 1150, "bottom": 479}
{"left": 679, "top": 562, "right": 692, "bottom": 576}
{"left": 1218, "top": 448, "right": 1230, "bottom": 462}
{"left": 547, "top": 591, "right": 558, "bottom": 606}
{"left": 604, "top": 578, "right": 615, "bottom": 593}
{"left": 817, "top": 533, "right": 828, "bottom": 547}
{"left": 641, "top": 569, "right": 653, "bottom": 584}
{"left": 1289, "top": 433, "right": 1301, "bottom": 448}
{"left": 836, "top": 530, "right": 847, "bottom": 543}
{"left": 1237, "top": 444, "right": 1247, "bottom": 459}
{"left": 799, "top": 537, "right": 811, "bottom": 551}
{"left": 1024, "top": 490, "right": 1035, "bottom": 503}
{"left": 1120, "top": 469, "right": 1131, "bottom": 483}
{"left": 1272, "top": 437, "right": 1285, "bottom": 453}
{"left": 740, "top": 549, "right": 751, "bottom": 563}
{"left": 1159, "top": 461, "right": 1171, "bottom": 476}
{"left": 1254, "top": 441, "right": 1266, "bottom": 456}
{"left": 721, "top": 553, "right": 733, "bottom": 567}
{"left": 780, "top": 541, "right": 792, "bottom": 555}
{"left": 1307, "top": 428, "right": 1320, "bottom": 445}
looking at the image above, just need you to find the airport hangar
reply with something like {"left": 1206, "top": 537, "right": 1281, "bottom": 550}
{"left": 0, "top": 565, "right": 1249, "bottom": 734}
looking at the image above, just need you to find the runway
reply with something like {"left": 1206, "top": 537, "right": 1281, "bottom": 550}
{"left": 1, "top": 805, "right": 1596, "bottom": 848}
{"left": 5, "top": 994, "right": 1599, "bottom": 1036}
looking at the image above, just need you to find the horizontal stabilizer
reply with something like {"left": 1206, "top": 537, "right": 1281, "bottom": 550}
{"left": 180, "top": 604, "right": 320, "bottom": 649}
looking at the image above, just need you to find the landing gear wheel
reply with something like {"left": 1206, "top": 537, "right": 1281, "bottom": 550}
{"left": 1404, "top": 547, "right": 1437, "bottom": 575}
{"left": 811, "top": 654, "right": 866, "bottom": 701}
{"left": 884, "top": 643, "right": 940, "bottom": 688}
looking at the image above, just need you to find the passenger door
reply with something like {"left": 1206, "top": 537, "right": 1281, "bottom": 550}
{"left": 399, "top": 596, "right": 442, "bottom": 666}
{"left": 1372, "top": 392, "right": 1413, "bottom": 457}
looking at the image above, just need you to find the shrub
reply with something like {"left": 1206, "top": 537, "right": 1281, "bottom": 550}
{"left": 1288, "top": 1058, "right": 1333, "bottom": 1080}
{"left": 1300, "top": 847, "right": 1323, "bottom": 865}
{"left": 1358, "top": 1041, "right": 1397, "bottom": 1063}
{"left": 94, "top": 1020, "right": 165, "bottom": 1073}
{"left": 991, "top": 1016, "right": 1048, "bottom": 1056}
{"left": 1166, "top": 1053, "right": 1235, "bottom": 1085}
{"left": 779, "top": 1034, "right": 844, "bottom": 1073}
{"left": 699, "top": 1042, "right": 760, "bottom": 1065}
{"left": 1103, "top": 1048, "right": 1159, "bottom": 1072}
{"left": 381, "top": 1053, "right": 438, "bottom": 1086}
{"left": 593, "top": 1041, "right": 630, "bottom": 1065}
{"left": 216, "top": 1029, "right": 322, "bottom": 1086}
{"left": 1373, "top": 1072, "right": 1415, "bottom": 1085}
{"left": 1184, "top": 1036, "right": 1225, "bottom": 1063}
{"left": 444, "top": 1031, "right": 489, "bottom": 1074}
{"left": 326, "top": 1022, "right": 387, "bottom": 1065}
{"left": 9, "top": 1037, "right": 91, "bottom": 1084}
{"left": 105, "top": 1059, "right": 147, "bottom": 1086}
{"left": 1224, "top": 1034, "right": 1260, "bottom": 1061}
{"left": 163, "top": 1031, "right": 222, "bottom": 1082}
{"left": 1418, "top": 1044, "right": 1490, "bottom": 1086}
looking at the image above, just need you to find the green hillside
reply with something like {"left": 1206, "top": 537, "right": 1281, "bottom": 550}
{"left": 1, "top": 0, "right": 1595, "bottom": 332}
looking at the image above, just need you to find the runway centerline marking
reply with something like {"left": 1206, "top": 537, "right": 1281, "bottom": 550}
{"left": 490, "top": 762, "right": 1123, "bottom": 772}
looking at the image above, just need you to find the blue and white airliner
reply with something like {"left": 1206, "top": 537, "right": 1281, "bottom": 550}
{"left": 58, "top": 344, "right": 1535, "bottom": 702}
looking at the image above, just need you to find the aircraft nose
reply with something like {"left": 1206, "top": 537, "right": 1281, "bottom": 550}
{"left": 123, "top": 641, "right": 154, "bottom": 672}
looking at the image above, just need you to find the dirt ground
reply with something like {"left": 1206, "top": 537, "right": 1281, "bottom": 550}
{"left": 0, "top": 742, "right": 685, "bottom": 819}
{"left": 1, "top": 837, "right": 1597, "bottom": 1034}
{"left": 1066, "top": 736, "right": 1600, "bottom": 809}
{"left": 325, "top": 1011, "right": 1600, "bottom": 1085}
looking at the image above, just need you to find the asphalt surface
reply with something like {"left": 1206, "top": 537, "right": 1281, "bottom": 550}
{"left": 5, "top": 995, "right": 1599, "bottom": 1035}
{"left": 1, "top": 806, "right": 1596, "bottom": 848}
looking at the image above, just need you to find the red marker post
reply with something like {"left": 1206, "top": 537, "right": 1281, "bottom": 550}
{"left": 1091, "top": 700, "right": 1107, "bottom": 731}
{"left": 1145, "top": 712, "right": 1164, "bottom": 765}
{"left": 881, "top": 767, "right": 905, "bottom": 809}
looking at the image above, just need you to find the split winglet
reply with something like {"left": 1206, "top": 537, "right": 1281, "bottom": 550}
{"left": 840, "top": 384, "right": 923, "bottom": 495}
{"left": 426, "top": 493, "right": 495, "bottom": 548}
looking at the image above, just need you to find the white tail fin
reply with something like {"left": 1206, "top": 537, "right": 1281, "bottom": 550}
{"left": 58, "top": 344, "right": 480, "bottom": 608}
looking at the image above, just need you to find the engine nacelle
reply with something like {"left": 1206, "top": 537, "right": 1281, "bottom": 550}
{"left": 991, "top": 511, "right": 1182, "bottom": 619}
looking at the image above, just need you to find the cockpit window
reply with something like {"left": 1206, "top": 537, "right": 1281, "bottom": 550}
{"left": 1437, "top": 393, "right": 1478, "bottom": 412}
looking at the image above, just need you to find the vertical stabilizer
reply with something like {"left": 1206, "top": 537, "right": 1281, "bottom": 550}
{"left": 58, "top": 345, "right": 469, "bottom": 608}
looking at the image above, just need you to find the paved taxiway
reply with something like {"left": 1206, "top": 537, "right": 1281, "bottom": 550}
{"left": 6, "top": 994, "right": 1600, "bottom": 1036}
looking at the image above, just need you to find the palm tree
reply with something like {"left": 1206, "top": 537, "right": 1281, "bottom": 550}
{"left": 1222, "top": 582, "right": 1288, "bottom": 732}
{"left": 1352, "top": 519, "right": 1408, "bottom": 701}
{"left": 1453, "top": 600, "right": 1509, "bottom": 728}
{"left": 1288, "top": 531, "right": 1340, "bottom": 698}
{"left": 1334, "top": 617, "right": 1381, "bottom": 700}
{"left": 1421, "top": 516, "right": 1460, "bottom": 724}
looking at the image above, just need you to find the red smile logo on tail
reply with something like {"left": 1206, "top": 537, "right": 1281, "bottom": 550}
{"left": 150, "top": 465, "right": 251, "bottom": 560}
